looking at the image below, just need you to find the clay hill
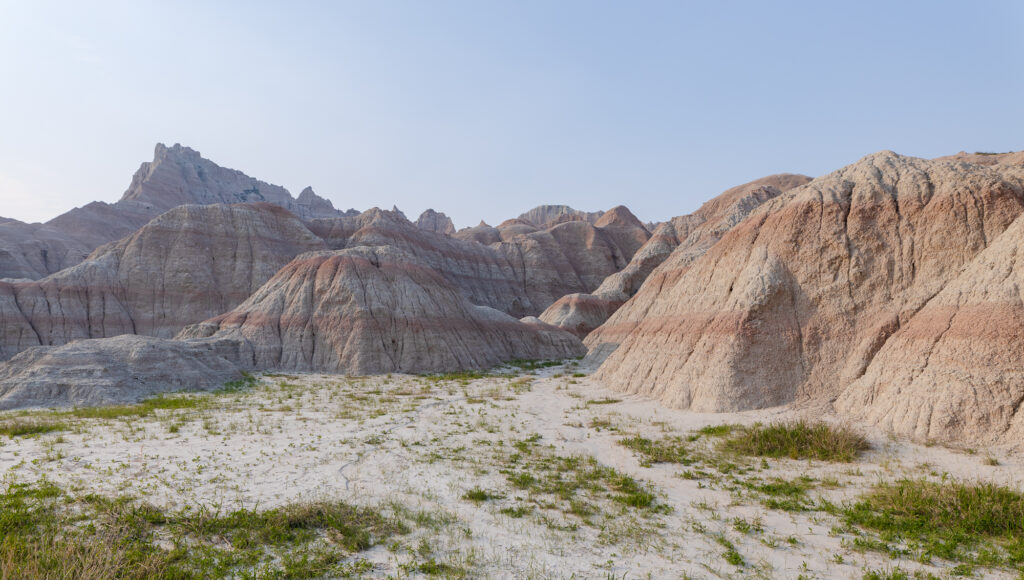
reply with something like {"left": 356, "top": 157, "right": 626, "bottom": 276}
{"left": 0, "top": 203, "right": 326, "bottom": 361}
{"left": 178, "top": 246, "right": 585, "bottom": 374}
{"left": 0, "top": 143, "right": 351, "bottom": 280}
{"left": 591, "top": 151, "right": 1024, "bottom": 445}
{"left": 541, "top": 174, "right": 811, "bottom": 337}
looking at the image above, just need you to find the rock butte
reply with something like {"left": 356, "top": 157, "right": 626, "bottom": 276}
{"left": 593, "top": 152, "right": 1024, "bottom": 425}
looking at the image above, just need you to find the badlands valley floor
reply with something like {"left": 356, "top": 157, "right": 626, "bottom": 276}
{"left": 1, "top": 362, "right": 1022, "bottom": 579}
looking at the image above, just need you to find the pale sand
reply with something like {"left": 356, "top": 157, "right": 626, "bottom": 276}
{"left": 1, "top": 365, "right": 1021, "bottom": 578}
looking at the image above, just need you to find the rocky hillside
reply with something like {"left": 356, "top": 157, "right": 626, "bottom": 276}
{"left": 542, "top": 174, "right": 810, "bottom": 338}
{"left": 0, "top": 144, "right": 352, "bottom": 280}
{"left": 178, "top": 246, "right": 585, "bottom": 374}
{"left": 0, "top": 203, "right": 325, "bottom": 360}
{"left": 592, "top": 152, "right": 1024, "bottom": 418}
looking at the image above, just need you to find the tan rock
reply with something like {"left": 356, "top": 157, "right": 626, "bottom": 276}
{"left": 836, "top": 211, "right": 1024, "bottom": 444}
{"left": 415, "top": 209, "right": 456, "bottom": 235}
{"left": 593, "top": 152, "right": 1024, "bottom": 413}
{"left": 542, "top": 175, "right": 809, "bottom": 338}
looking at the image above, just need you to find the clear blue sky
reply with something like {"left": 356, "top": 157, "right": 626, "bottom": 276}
{"left": 1, "top": 0, "right": 1022, "bottom": 228}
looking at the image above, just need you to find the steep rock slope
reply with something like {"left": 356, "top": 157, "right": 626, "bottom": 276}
{"left": 0, "top": 203, "right": 325, "bottom": 360}
{"left": 1, "top": 144, "right": 347, "bottom": 279}
{"left": 592, "top": 153, "right": 1024, "bottom": 412}
{"left": 836, "top": 211, "right": 1024, "bottom": 444}
{"left": 415, "top": 209, "right": 456, "bottom": 235}
{"left": 543, "top": 175, "right": 810, "bottom": 338}
{"left": 179, "top": 246, "right": 585, "bottom": 374}
{"left": 0, "top": 335, "right": 240, "bottom": 410}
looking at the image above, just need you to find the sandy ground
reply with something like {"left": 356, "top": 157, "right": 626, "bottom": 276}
{"left": 1, "top": 364, "right": 1022, "bottom": 579}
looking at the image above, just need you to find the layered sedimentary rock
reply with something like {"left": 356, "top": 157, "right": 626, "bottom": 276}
{"left": 517, "top": 205, "right": 602, "bottom": 228}
{"left": 415, "top": 209, "right": 456, "bottom": 235}
{"left": 542, "top": 175, "right": 809, "bottom": 338}
{"left": 593, "top": 152, "right": 1024, "bottom": 413}
{"left": 1, "top": 144, "right": 347, "bottom": 280}
{"left": 0, "top": 203, "right": 325, "bottom": 360}
{"left": 179, "top": 246, "right": 585, "bottom": 374}
{"left": 836, "top": 211, "right": 1024, "bottom": 444}
{"left": 309, "top": 206, "right": 650, "bottom": 318}
{"left": 0, "top": 335, "right": 241, "bottom": 410}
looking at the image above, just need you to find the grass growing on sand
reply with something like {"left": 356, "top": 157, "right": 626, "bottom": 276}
{"left": 721, "top": 420, "right": 869, "bottom": 462}
{"left": 0, "top": 479, "right": 408, "bottom": 579}
{"left": 839, "top": 478, "right": 1024, "bottom": 570}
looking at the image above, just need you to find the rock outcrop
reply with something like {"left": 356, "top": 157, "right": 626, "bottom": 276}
{"left": 517, "top": 205, "right": 603, "bottom": 228}
{"left": 0, "top": 203, "right": 326, "bottom": 360}
{"left": 592, "top": 153, "right": 1024, "bottom": 413}
{"left": 836, "top": 211, "right": 1024, "bottom": 444}
{"left": 542, "top": 175, "right": 810, "bottom": 338}
{"left": 310, "top": 207, "right": 651, "bottom": 318}
{"left": 0, "top": 335, "right": 241, "bottom": 410}
{"left": 1, "top": 144, "right": 348, "bottom": 280}
{"left": 415, "top": 209, "right": 456, "bottom": 235}
{"left": 179, "top": 246, "right": 585, "bottom": 374}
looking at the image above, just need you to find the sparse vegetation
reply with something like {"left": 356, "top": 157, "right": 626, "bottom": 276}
{"left": 722, "top": 420, "right": 869, "bottom": 462}
{"left": 841, "top": 478, "right": 1024, "bottom": 570}
{"left": 0, "top": 480, "right": 408, "bottom": 579}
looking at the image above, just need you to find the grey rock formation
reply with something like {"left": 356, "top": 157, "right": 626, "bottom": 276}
{"left": 0, "top": 203, "right": 326, "bottom": 360}
{"left": 1, "top": 143, "right": 348, "bottom": 280}
{"left": 415, "top": 209, "right": 456, "bottom": 235}
{"left": 0, "top": 335, "right": 241, "bottom": 410}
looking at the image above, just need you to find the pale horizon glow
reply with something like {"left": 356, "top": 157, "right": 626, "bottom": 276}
{"left": 1, "top": 0, "right": 1022, "bottom": 229}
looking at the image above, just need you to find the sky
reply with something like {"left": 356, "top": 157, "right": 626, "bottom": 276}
{"left": 1, "top": 1, "right": 1022, "bottom": 229}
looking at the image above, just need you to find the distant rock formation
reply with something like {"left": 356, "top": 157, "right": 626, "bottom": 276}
{"left": 311, "top": 206, "right": 651, "bottom": 318}
{"left": 179, "top": 246, "right": 585, "bottom": 374}
{"left": 415, "top": 209, "right": 456, "bottom": 235}
{"left": 0, "top": 203, "right": 325, "bottom": 360}
{"left": 0, "top": 335, "right": 241, "bottom": 410}
{"left": 542, "top": 175, "right": 810, "bottom": 338}
{"left": 0, "top": 144, "right": 348, "bottom": 280}
{"left": 592, "top": 152, "right": 1024, "bottom": 416}
{"left": 516, "top": 205, "right": 603, "bottom": 228}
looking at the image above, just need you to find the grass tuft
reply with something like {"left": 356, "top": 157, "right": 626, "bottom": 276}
{"left": 721, "top": 420, "right": 869, "bottom": 462}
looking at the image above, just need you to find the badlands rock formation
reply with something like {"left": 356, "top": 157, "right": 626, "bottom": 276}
{"left": 179, "top": 246, "right": 585, "bottom": 374}
{"left": 593, "top": 152, "right": 1024, "bottom": 413}
{"left": 836, "top": 211, "right": 1024, "bottom": 444}
{"left": 0, "top": 203, "right": 325, "bottom": 360}
{"left": 415, "top": 209, "right": 456, "bottom": 235}
{"left": 0, "top": 335, "right": 240, "bottom": 410}
{"left": 0, "top": 144, "right": 347, "bottom": 280}
{"left": 517, "top": 205, "right": 602, "bottom": 228}
{"left": 311, "top": 206, "right": 650, "bottom": 317}
{"left": 542, "top": 175, "right": 810, "bottom": 337}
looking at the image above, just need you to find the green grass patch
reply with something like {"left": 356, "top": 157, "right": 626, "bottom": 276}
{"left": 0, "top": 418, "right": 68, "bottom": 438}
{"left": 618, "top": 435, "right": 691, "bottom": 466}
{"left": 0, "top": 480, "right": 409, "bottom": 579}
{"left": 841, "top": 478, "right": 1024, "bottom": 570}
{"left": 721, "top": 420, "right": 869, "bottom": 462}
